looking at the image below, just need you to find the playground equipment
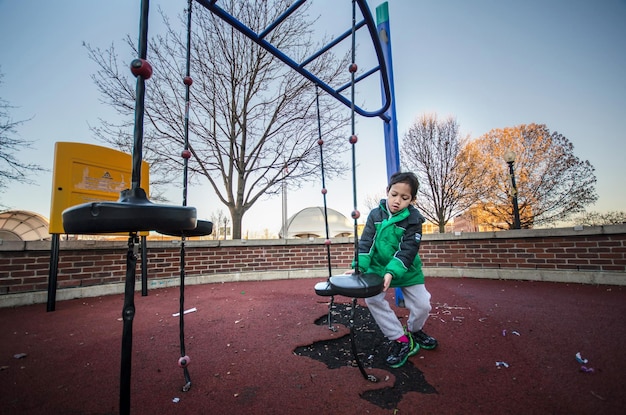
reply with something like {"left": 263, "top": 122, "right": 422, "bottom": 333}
{"left": 198, "top": 0, "right": 402, "bottom": 389}
{"left": 56, "top": 0, "right": 400, "bottom": 412}
{"left": 59, "top": 1, "right": 212, "bottom": 413}
{"left": 200, "top": 0, "right": 401, "bottom": 382}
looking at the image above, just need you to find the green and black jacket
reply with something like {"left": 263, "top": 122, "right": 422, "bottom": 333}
{"left": 354, "top": 199, "right": 426, "bottom": 287}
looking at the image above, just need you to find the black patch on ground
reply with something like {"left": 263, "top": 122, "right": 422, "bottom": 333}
{"left": 294, "top": 302, "right": 437, "bottom": 409}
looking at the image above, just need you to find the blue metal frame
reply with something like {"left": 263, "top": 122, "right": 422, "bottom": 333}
{"left": 375, "top": 2, "right": 400, "bottom": 178}
{"left": 194, "top": 0, "right": 392, "bottom": 121}
{"left": 196, "top": 1, "right": 406, "bottom": 306}
{"left": 375, "top": 2, "right": 404, "bottom": 307}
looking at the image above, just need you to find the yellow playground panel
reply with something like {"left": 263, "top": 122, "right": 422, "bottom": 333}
{"left": 49, "top": 142, "right": 149, "bottom": 234}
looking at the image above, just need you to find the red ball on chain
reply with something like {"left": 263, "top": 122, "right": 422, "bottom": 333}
{"left": 178, "top": 355, "right": 190, "bottom": 368}
{"left": 349, "top": 135, "right": 358, "bottom": 144}
{"left": 321, "top": 188, "right": 327, "bottom": 195}
{"left": 317, "top": 139, "right": 324, "bottom": 146}
{"left": 130, "top": 58, "right": 153, "bottom": 79}
{"left": 324, "top": 239, "right": 332, "bottom": 245}
{"left": 183, "top": 76, "right": 193, "bottom": 86}
{"left": 351, "top": 210, "right": 361, "bottom": 220}
{"left": 349, "top": 63, "right": 358, "bottom": 73}
{"left": 181, "top": 149, "right": 192, "bottom": 159}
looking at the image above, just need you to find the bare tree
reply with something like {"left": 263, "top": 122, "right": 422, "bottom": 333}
{"left": 466, "top": 123, "right": 597, "bottom": 229}
{"left": 570, "top": 210, "right": 625, "bottom": 226}
{"left": 0, "top": 71, "right": 46, "bottom": 208}
{"left": 85, "top": 0, "right": 350, "bottom": 238}
{"left": 209, "top": 209, "right": 230, "bottom": 240}
{"left": 362, "top": 192, "right": 385, "bottom": 211}
{"left": 401, "top": 114, "right": 483, "bottom": 232}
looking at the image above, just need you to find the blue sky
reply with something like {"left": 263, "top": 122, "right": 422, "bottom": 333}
{"left": 0, "top": 0, "right": 624, "bottom": 236}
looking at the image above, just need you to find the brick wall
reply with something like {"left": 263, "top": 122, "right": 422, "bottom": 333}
{"left": 1, "top": 225, "right": 625, "bottom": 299}
{"left": 421, "top": 233, "right": 626, "bottom": 272}
{"left": 0, "top": 239, "right": 356, "bottom": 296}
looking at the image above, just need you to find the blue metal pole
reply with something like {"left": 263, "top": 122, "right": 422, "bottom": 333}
{"left": 195, "top": 0, "right": 391, "bottom": 120}
{"left": 376, "top": 2, "right": 404, "bottom": 307}
{"left": 376, "top": 2, "right": 400, "bottom": 178}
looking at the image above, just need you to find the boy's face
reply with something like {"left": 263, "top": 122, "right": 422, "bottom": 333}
{"left": 386, "top": 182, "right": 414, "bottom": 213}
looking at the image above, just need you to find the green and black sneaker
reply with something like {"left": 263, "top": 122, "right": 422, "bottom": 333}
{"left": 411, "top": 329, "right": 438, "bottom": 350}
{"left": 386, "top": 335, "right": 419, "bottom": 368}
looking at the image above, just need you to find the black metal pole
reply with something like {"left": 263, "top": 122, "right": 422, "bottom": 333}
{"left": 120, "top": 0, "right": 149, "bottom": 412}
{"left": 141, "top": 235, "right": 148, "bottom": 296}
{"left": 46, "top": 233, "right": 60, "bottom": 312}
{"left": 131, "top": 0, "right": 150, "bottom": 190}
{"left": 120, "top": 234, "right": 138, "bottom": 415}
{"left": 507, "top": 161, "right": 521, "bottom": 229}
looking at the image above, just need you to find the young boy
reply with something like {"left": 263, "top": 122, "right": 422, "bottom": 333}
{"left": 355, "top": 171, "right": 437, "bottom": 368}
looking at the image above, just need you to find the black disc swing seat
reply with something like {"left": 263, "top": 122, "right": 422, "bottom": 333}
{"left": 156, "top": 220, "right": 214, "bottom": 238}
{"left": 315, "top": 273, "right": 383, "bottom": 298}
{"left": 62, "top": 187, "right": 198, "bottom": 235}
{"left": 328, "top": 272, "right": 383, "bottom": 298}
{"left": 314, "top": 280, "right": 336, "bottom": 296}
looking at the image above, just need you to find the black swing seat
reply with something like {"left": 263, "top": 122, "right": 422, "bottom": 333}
{"left": 314, "top": 280, "right": 337, "bottom": 297}
{"left": 62, "top": 187, "right": 197, "bottom": 235}
{"left": 329, "top": 273, "right": 383, "bottom": 298}
{"left": 156, "top": 220, "right": 213, "bottom": 237}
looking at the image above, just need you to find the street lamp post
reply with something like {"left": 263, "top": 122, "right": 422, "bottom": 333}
{"left": 503, "top": 150, "right": 521, "bottom": 229}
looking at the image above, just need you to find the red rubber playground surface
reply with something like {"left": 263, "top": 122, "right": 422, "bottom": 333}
{"left": 1, "top": 276, "right": 625, "bottom": 414}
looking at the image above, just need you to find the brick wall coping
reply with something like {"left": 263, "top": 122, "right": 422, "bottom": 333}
{"left": 2, "top": 223, "right": 624, "bottom": 252}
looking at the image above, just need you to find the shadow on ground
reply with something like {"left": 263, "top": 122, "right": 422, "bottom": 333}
{"left": 294, "top": 302, "right": 437, "bottom": 409}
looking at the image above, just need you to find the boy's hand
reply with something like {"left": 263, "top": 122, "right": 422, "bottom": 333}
{"left": 383, "top": 273, "right": 393, "bottom": 291}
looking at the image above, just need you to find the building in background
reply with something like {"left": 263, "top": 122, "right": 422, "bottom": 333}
{"left": 279, "top": 207, "right": 353, "bottom": 239}
{"left": 0, "top": 210, "right": 52, "bottom": 241}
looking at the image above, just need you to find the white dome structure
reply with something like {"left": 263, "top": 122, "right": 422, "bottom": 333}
{"left": 0, "top": 210, "right": 51, "bottom": 241}
{"left": 279, "top": 207, "right": 353, "bottom": 239}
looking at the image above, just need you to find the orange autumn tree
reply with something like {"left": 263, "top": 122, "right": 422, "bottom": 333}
{"left": 465, "top": 123, "right": 597, "bottom": 229}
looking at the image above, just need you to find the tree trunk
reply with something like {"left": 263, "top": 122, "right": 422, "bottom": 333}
{"left": 230, "top": 207, "right": 244, "bottom": 239}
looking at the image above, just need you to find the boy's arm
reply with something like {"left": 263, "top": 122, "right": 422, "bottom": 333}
{"left": 358, "top": 212, "right": 376, "bottom": 253}
{"left": 393, "top": 221, "right": 422, "bottom": 267}
{"left": 386, "top": 218, "right": 423, "bottom": 277}
{"left": 354, "top": 212, "right": 376, "bottom": 272}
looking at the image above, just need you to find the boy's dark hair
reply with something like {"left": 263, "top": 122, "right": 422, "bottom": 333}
{"left": 387, "top": 171, "right": 419, "bottom": 200}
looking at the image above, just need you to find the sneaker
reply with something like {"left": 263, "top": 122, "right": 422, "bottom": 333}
{"left": 411, "top": 329, "right": 438, "bottom": 350}
{"left": 386, "top": 335, "right": 419, "bottom": 368}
